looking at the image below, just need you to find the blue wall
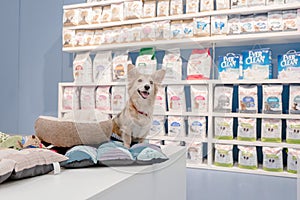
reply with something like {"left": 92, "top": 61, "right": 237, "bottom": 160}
{"left": 0, "top": 0, "right": 298, "bottom": 199}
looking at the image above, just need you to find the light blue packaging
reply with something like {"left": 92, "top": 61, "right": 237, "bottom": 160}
{"left": 278, "top": 50, "right": 300, "bottom": 80}
{"left": 218, "top": 53, "right": 242, "bottom": 80}
{"left": 242, "top": 48, "right": 272, "bottom": 80}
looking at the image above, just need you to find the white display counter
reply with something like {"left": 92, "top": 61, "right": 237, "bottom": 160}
{"left": 0, "top": 146, "right": 186, "bottom": 200}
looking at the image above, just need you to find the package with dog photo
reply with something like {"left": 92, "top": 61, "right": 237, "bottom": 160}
{"left": 149, "top": 116, "right": 166, "bottom": 137}
{"left": 168, "top": 116, "right": 186, "bottom": 137}
{"left": 238, "top": 85, "right": 258, "bottom": 113}
{"left": 262, "top": 147, "right": 283, "bottom": 172}
{"left": 188, "top": 116, "right": 206, "bottom": 139}
{"left": 112, "top": 52, "right": 130, "bottom": 81}
{"left": 162, "top": 48, "right": 182, "bottom": 82}
{"left": 111, "top": 86, "right": 126, "bottom": 112}
{"left": 63, "top": 87, "right": 80, "bottom": 110}
{"left": 136, "top": 47, "right": 157, "bottom": 75}
{"left": 190, "top": 85, "right": 208, "bottom": 113}
{"left": 93, "top": 51, "right": 112, "bottom": 84}
{"left": 289, "top": 85, "right": 300, "bottom": 114}
{"left": 154, "top": 86, "right": 166, "bottom": 114}
{"left": 95, "top": 86, "right": 111, "bottom": 111}
{"left": 286, "top": 119, "right": 300, "bottom": 144}
{"left": 73, "top": 52, "right": 93, "bottom": 83}
{"left": 80, "top": 86, "right": 96, "bottom": 110}
{"left": 167, "top": 85, "right": 186, "bottom": 113}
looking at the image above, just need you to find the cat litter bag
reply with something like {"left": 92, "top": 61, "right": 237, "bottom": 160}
{"left": 237, "top": 118, "right": 256, "bottom": 141}
{"left": 214, "top": 86, "right": 233, "bottom": 112}
{"left": 112, "top": 51, "right": 130, "bottom": 81}
{"left": 214, "top": 117, "right": 233, "bottom": 140}
{"left": 262, "top": 147, "right": 283, "bottom": 172}
{"left": 73, "top": 52, "right": 93, "bottom": 83}
{"left": 238, "top": 85, "right": 258, "bottom": 113}
{"left": 149, "top": 116, "right": 166, "bottom": 137}
{"left": 188, "top": 116, "right": 206, "bottom": 139}
{"left": 190, "top": 85, "right": 208, "bottom": 113}
{"left": 136, "top": 47, "right": 157, "bottom": 75}
{"left": 218, "top": 53, "right": 242, "bottom": 80}
{"left": 214, "top": 144, "right": 233, "bottom": 167}
{"left": 80, "top": 86, "right": 96, "bottom": 110}
{"left": 287, "top": 148, "right": 300, "bottom": 174}
{"left": 95, "top": 86, "right": 111, "bottom": 111}
{"left": 242, "top": 48, "right": 272, "bottom": 80}
{"left": 63, "top": 87, "right": 80, "bottom": 110}
{"left": 167, "top": 85, "right": 186, "bottom": 113}
{"left": 262, "top": 85, "right": 282, "bottom": 114}
{"left": 93, "top": 51, "right": 112, "bottom": 84}
{"left": 238, "top": 146, "right": 257, "bottom": 170}
{"left": 289, "top": 85, "right": 300, "bottom": 114}
{"left": 154, "top": 86, "right": 166, "bottom": 114}
{"left": 168, "top": 116, "right": 186, "bottom": 137}
{"left": 261, "top": 119, "right": 282, "bottom": 143}
{"left": 286, "top": 119, "right": 300, "bottom": 144}
{"left": 186, "top": 142, "right": 203, "bottom": 164}
{"left": 111, "top": 86, "right": 126, "bottom": 112}
{"left": 187, "top": 49, "right": 212, "bottom": 80}
{"left": 162, "top": 48, "right": 182, "bottom": 81}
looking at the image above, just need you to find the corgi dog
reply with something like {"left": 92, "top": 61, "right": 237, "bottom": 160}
{"left": 112, "top": 65, "right": 165, "bottom": 148}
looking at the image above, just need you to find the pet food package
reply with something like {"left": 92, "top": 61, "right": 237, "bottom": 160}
{"left": 188, "top": 116, "right": 206, "bottom": 139}
{"left": 136, "top": 47, "right": 157, "bottom": 75}
{"left": 73, "top": 52, "right": 93, "bottom": 83}
{"left": 200, "top": 0, "right": 214, "bottom": 12}
{"left": 95, "top": 86, "right": 111, "bottom": 111}
{"left": 228, "top": 15, "right": 241, "bottom": 35}
{"left": 261, "top": 119, "right": 282, "bottom": 142}
{"left": 93, "top": 30, "right": 102, "bottom": 46}
{"left": 149, "top": 116, "right": 166, "bottom": 136}
{"left": 253, "top": 14, "right": 268, "bottom": 32}
{"left": 248, "top": 0, "right": 265, "bottom": 6}
{"left": 193, "top": 17, "right": 211, "bottom": 36}
{"left": 129, "top": 24, "right": 142, "bottom": 42}
{"left": 63, "top": 9, "right": 79, "bottom": 26}
{"left": 214, "top": 86, "right": 233, "bottom": 112}
{"left": 186, "top": 142, "right": 203, "bottom": 164}
{"left": 80, "top": 87, "right": 96, "bottom": 110}
{"left": 93, "top": 51, "right": 112, "bottom": 83}
{"left": 286, "top": 119, "right": 300, "bottom": 144}
{"left": 240, "top": 15, "right": 255, "bottom": 34}
{"left": 141, "top": 22, "right": 156, "bottom": 41}
{"left": 111, "top": 3, "right": 124, "bottom": 21}
{"left": 186, "top": 0, "right": 199, "bottom": 13}
{"left": 283, "top": 10, "right": 298, "bottom": 31}
{"left": 63, "top": 29, "right": 76, "bottom": 47}
{"left": 143, "top": 0, "right": 156, "bottom": 18}
{"left": 78, "top": 8, "right": 93, "bottom": 25}
{"left": 241, "top": 48, "right": 272, "bottom": 80}
{"left": 167, "top": 85, "right": 186, "bottom": 113}
{"left": 231, "top": 0, "right": 247, "bottom": 8}
{"left": 187, "top": 49, "right": 212, "bottom": 80}
{"left": 75, "top": 30, "right": 85, "bottom": 46}
{"left": 214, "top": 117, "right": 234, "bottom": 140}
{"left": 112, "top": 52, "right": 130, "bottom": 81}
{"left": 211, "top": 15, "right": 228, "bottom": 35}
{"left": 238, "top": 85, "right": 258, "bottom": 113}
{"left": 91, "top": 6, "right": 102, "bottom": 24}
{"left": 154, "top": 86, "right": 167, "bottom": 114}
{"left": 262, "top": 85, "right": 282, "bottom": 114}
{"left": 170, "top": 0, "right": 183, "bottom": 15}
{"left": 171, "top": 20, "right": 184, "bottom": 39}
{"left": 278, "top": 51, "right": 300, "bottom": 80}
{"left": 182, "top": 20, "right": 194, "bottom": 38}
{"left": 157, "top": 0, "right": 170, "bottom": 17}
{"left": 289, "top": 85, "right": 300, "bottom": 114}
{"left": 216, "top": 0, "right": 230, "bottom": 10}
{"left": 63, "top": 87, "right": 80, "bottom": 110}
{"left": 162, "top": 49, "right": 182, "bottom": 81}
{"left": 156, "top": 20, "right": 171, "bottom": 40}
{"left": 218, "top": 53, "right": 242, "bottom": 80}
{"left": 237, "top": 118, "right": 256, "bottom": 141}
{"left": 168, "top": 116, "right": 186, "bottom": 137}
{"left": 214, "top": 144, "right": 233, "bottom": 167}
{"left": 266, "top": 0, "right": 284, "bottom": 5}
{"left": 238, "top": 146, "right": 258, "bottom": 170}
{"left": 101, "top": 6, "right": 112, "bottom": 22}
{"left": 124, "top": 0, "right": 143, "bottom": 20}
{"left": 111, "top": 86, "right": 126, "bottom": 112}
{"left": 83, "top": 30, "right": 94, "bottom": 46}
{"left": 190, "top": 85, "right": 208, "bottom": 112}
{"left": 287, "top": 148, "right": 300, "bottom": 174}
{"left": 262, "top": 147, "right": 283, "bottom": 172}
{"left": 268, "top": 11, "right": 283, "bottom": 32}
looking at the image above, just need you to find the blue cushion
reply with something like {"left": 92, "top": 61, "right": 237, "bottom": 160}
{"left": 62, "top": 145, "right": 97, "bottom": 168}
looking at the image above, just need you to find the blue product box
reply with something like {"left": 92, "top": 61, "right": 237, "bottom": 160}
{"left": 218, "top": 53, "right": 242, "bottom": 80}
{"left": 278, "top": 51, "right": 300, "bottom": 80}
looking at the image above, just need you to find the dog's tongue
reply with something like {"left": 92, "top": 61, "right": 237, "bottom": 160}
{"left": 141, "top": 91, "right": 149, "bottom": 98}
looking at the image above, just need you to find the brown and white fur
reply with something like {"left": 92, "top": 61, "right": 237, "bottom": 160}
{"left": 112, "top": 65, "right": 165, "bottom": 148}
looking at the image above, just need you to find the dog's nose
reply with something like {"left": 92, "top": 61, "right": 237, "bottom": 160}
{"left": 144, "top": 84, "right": 150, "bottom": 90}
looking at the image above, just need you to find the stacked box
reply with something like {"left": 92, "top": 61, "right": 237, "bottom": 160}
{"left": 278, "top": 51, "right": 300, "bottom": 80}
{"left": 218, "top": 53, "right": 242, "bottom": 80}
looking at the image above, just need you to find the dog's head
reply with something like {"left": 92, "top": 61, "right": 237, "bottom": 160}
{"left": 127, "top": 64, "right": 165, "bottom": 101}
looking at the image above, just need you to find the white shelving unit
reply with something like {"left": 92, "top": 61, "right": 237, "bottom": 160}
{"left": 60, "top": 1, "right": 300, "bottom": 178}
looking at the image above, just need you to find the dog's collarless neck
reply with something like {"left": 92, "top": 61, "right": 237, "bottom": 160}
{"left": 131, "top": 102, "right": 148, "bottom": 117}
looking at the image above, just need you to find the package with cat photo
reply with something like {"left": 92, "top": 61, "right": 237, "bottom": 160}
{"left": 262, "top": 147, "right": 283, "bottom": 172}
{"left": 286, "top": 119, "right": 300, "bottom": 144}
{"left": 238, "top": 85, "right": 257, "bottom": 113}
{"left": 168, "top": 116, "right": 186, "bottom": 137}
{"left": 262, "top": 85, "right": 282, "bottom": 114}
{"left": 186, "top": 142, "right": 202, "bottom": 164}
{"left": 261, "top": 119, "right": 282, "bottom": 142}
{"left": 237, "top": 118, "right": 256, "bottom": 141}
{"left": 149, "top": 116, "right": 166, "bottom": 137}
{"left": 214, "top": 144, "right": 233, "bottom": 167}
{"left": 238, "top": 146, "right": 257, "bottom": 169}
{"left": 214, "top": 117, "right": 233, "bottom": 140}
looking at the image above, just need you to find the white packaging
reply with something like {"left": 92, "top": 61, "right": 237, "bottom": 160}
{"left": 262, "top": 85, "right": 282, "bottom": 114}
{"left": 214, "top": 86, "right": 233, "bottom": 112}
{"left": 266, "top": 0, "right": 284, "bottom": 5}
{"left": 182, "top": 20, "right": 194, "bottom": 38}
{"left": 75, "top": 30, "right": 85, "bottom": 46}
{"left": 129, "top": 24, "right": 142, "bottom": 42}
{"left": 73, "top": 52, "right": 93, "bottom": 83}
{"left": 214, "top": 144, "right": 233, "bottom": 167}
{"left": 283, "top": 10, "right": 298, "bottom": 31}
{"left": 143, "top": 0, "right": 156, "bottom": 18}
{"left": 101, "top": 6, "right": 112, "bottom": 22}
{"left": 190, "top": 85, "right": 208, "bottom": 112}
{"left": 188, "top": 116, "right": 206, "bottom": 139}
{"left": 93, "top": 30, "right": 102, "bottom": 46}
{"left": 162, "top": 49, "right": 182, "bottom": 81}
{"left": 238, "top": 85, "right": 258, "bottom": 113}
{"left": 156, "top": 20, "right": 171, "bottom": 40}
{"left": 216, "top": 0, "right": 230, "bottom": 10}
{"left": 124, "top": 0, "right": 143, "bottom": 19}
{"left": 111, "top": 3, "right": 124, "bottom": 21}
{"left": 289, "top": 85, "right": 300, "bottom": 114}
{"left": 80, "top": 87, "right": 96, "bottom": 110}
{"left": 63, "top": 29, "right": 76, "bottom": 47}
{"left": 111, "top": 86, "right": 126, "bottom": 112}
{"left": 231, "top": 0, "right": 247, "bottom": 8}
{"left": 200, "top": 0, "right": 214, "bottom": 11}
{"left": 262, "top": 147, "right": 283, "bottom": 172}
{"left": 286, "top": 119, "right": 300, "bottom": 144}
{"left": 253, "top": 14, "right": 268, "bottom": 32}
{"left": 287, "top": 148, "right": 300, "bottom": 174}
{"left": 149, "top": 116, "right": 166, "bottom": 136}
{"left": 238, "top": 146, "right": 257, "bottom": 169}
{"left": 211, "top": 15, "right": 228, "bottom": 35}
{"left": 157, "top": 0, "right": 170, "bottom": 17}
{"left": 193, "top": 17, "right": 211, "bottom": 36}
{"left": 95, "top": 86, "right": 111, "bottom": 111}
{"left": 186, "top": 142, "right": 202, "bottom": 164}
{"left": 214, "top": 117, "right": 233, "bottom": 140}
{"left": 63, "top": 9, "right": 79, "bottom": 26}
{"left": 168, "top": 116, "right": 186, "bottom": 137}
{"left": 78, "top": 8, "right": 93, "bottom": 25}
{"left": 237, "top": 118, "right": 256, "bottom": 141}
{"left": 218, "top": 53, "right": 242, "bottom": 80}
{"left": 93, "top": 51, "right": 112, "bottom": 83}
{"left": 63, "top": 87, "right": 80, "bottom": 110}
{"left": 141, "top": 22, "right": 156, "bottom": 41}
{"left": 261, "top": 119, "right": 282, "bottom": 142}
{"left": 91, "top": 6, "right": 102, "bottom": 24}
{"left": 171, "top": 20, "right": 184, "bottom": 39}
{"left": 136, "top": 48, "right": 157, "bottom": 75}
{"left": 83, "top": 30, "right": 94, "bottom": 46}
{"left": 186, "top": 0, "right": 199, "bottom": 13}
{"left": 240, "top": 15, "right": 255, "bottom": 34}
{"left": 167, "top": 85, "right": 186, "bottom": 113}
{"left": 112, "top": 53, "right": 129, "bottom": 81}
{"left": 170, "top": 0, "right": 183, "bottom": 15}
{"left": 268, "top": 11, "right": 283, "bottom": 31}
{"left": 187, "top": 49, "right": 212, "bottom": 80}
{"left": 228, "top": 15, "right": 241, "bottom": 35}
{"left": 154, "top": 86, "right": 167, "bottom": 114}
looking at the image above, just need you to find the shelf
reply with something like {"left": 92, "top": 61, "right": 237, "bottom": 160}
{"left": 211, "top": 79, "right": 300, "bottom": 85}
{"left": 212, "top": 112, "right": 300, "bottom": 119}
{"left": 59, "top": 82, "right": 127, "bottom": 87}
{"left": 63, "top": 31, "right": 300, "bottom": 53}
{"left": 63, "top": 0, "right": 125, "bottom": 9}
{"left": 212, "top": 138, "right": 300, "bottom": 148}
{"left": 147, "top": 135, "right": 207, "bottom": 143}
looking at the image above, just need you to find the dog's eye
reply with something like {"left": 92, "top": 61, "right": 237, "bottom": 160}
{"left": 150, "top": 80, "right": 153, "bottom": 84}
{"left": 138, "top": 79, "right": 142, "bottom": 82}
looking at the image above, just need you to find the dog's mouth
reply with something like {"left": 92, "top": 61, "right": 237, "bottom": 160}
{"left": 138, "top": 89, "right": 150, "bottom": 99}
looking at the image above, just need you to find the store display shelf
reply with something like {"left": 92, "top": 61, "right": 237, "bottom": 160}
{"left": 161, "top": 111, "right": 209, "bottom": 117}
{"left": 162, "top": 80, "right": 210, "bottom": 85}
{"left": 212, "top": 112, "right": 300, "bottom": 119}
{"left": 211, "top": 79, "right": 300, "bottom": 85}
{"left": 212, "top": 138, "right": 300, "bottom": 148}
{"left": 147, "top": 135, "right": 207, "bottom": 143}
{"left": 63, "top": 0, "right": 125, "bottom": 9}
{"left": 59, "top": 81, "right": 127, "bottom": 87}
{"left": 60, "top": 109, "right": 120, "bottom": 115}
{"left": 64, "top": 3, "right": 300, "bottom": 30}
{"left": 62, "top": 31, "right": 300, "bottom": 53}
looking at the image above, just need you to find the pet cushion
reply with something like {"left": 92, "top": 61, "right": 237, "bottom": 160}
{"left": 1, "top": 148, "right": 68, "bottom": 180}
{"left": 0, "top": 135, "right": 23, "bottom": 150}
{"left": 97, "top": 141, "right": 135, "bottom": 166}
{"left": 62, "top": 145, "right": 98, "bottom": 168}
{"left": 35, "top": 116, "right": 113, "bottom": 147}
{"left": 0, "top": 159, "right": 16, "bottom": 184}
{"left": 0, "top": 132, "right": 10, "bottom": 143}
{"left": 130, "top": 143, "right": 168, "bottom": 165}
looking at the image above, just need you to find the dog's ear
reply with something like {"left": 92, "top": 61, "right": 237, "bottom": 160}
{"left": 152, "top": 69, "right": 166, "bottom": 84}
